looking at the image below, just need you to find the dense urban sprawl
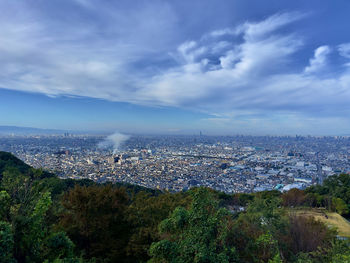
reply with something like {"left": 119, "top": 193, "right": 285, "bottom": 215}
{"left": 1, "top": 134, "right": 349, "bottom": 193}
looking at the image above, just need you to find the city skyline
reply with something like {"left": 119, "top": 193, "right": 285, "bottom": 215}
{"left": 1, "top": 0, "right": 350, "bottom": 135}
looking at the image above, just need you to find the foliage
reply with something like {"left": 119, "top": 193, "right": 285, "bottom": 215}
{"left": 282, "top": 188, "right": 306, "bottom": 207}
{"left": 0, "top": 151, "right": 31, "bottom": 175}
{"left": 0, "top": 221, "right": 15, "bottom": 263}
{"left": 149, "top": 187, "right": 238, "bottom": 263}
{"left": 1, "top": 152, "right": 349, "bottom": 263}
{"left": 21, "top": 191, "right": 53, "bottom": 261}
{"left": 268, "top": 253, "right": 283, "bottom": 263}
{"left": 229, "top": 196, "right": 289, "bottom": 262}
{"left": 0, "top": 190, "right": 11, "bottom": 220}
{"left": 288, "top": 215, "right": 336, "bottom": 254}
{"left": 306, "top": 174, "right": 350, "bottom": 216}
{"left": 331, "top": 197, "right": 349, "bottom": 215}
{"left": 255, "top": 233, "right": 279, "bottom": 262}
{"left": 59, "top": 185, "right": 130, "bottom": 262}
{"left": 297, "top": 240, "right": 350, "bottom": 263}
{"left": 126, "top": 191, "right": 191, "bottom": 262}
{"left": 42, "top": 231, "right": 75, "bottom": 262}
{"left": 328, "top": 240, "right": 350, "bottom": 263}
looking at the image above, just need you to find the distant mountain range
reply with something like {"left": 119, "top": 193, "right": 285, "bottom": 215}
{"left": 0, "top": 125, "right": 70, "bottom": 135}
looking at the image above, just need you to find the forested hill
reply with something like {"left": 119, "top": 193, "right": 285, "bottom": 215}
{"left": 0, "top": 151, "right": 55, "bottom": 179}
{"left": 0, "top": 151, "right": 159, "bottom": 195}
{"left": 0, "top": 151, "right": 350, "bottom": 263}
{"left": 0, "top": 151, "right": 31, "bottom": 174}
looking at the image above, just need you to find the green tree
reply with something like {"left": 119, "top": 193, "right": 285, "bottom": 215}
{"left": 42, "top": 231, "right": 75, "bottom": 262}
{"left": 231, "top": 196, "right": 289, "bottom": 262}
{"left": 59, "top": 185, "right": 130, "bottom": 262}
{"left": 268, "top": 253, "right": 283, "bottom": 263}
{"left": 149, "top": 187, "right": 238, "bottom": 263}
{"left": 299, "top": 240, "right": 350, "bottom": 263}
{"left": 306, "top": 174, "right": 350, "bottom": 215}
{"left": 1, "top": 167, "right": 31, "bottom": 203}
{"left": 329, "top": 240, "right": 350, "bottom": 263}
{"left": 126, "top": 191, "right": 191, "bottom": 262}
{"left": 0, "top": 221, "right": 16, "bottom": 262}
{"left": 331, "top": 198, "right": 349, "bottom": 215}
{"left": 243, "top": 196, "right": 288, "bottom": 237}
{"left": 19, "top": 191, "right": 53, "bottom": 262}
{"left": 0, "top": 190, "right": 11, "bottom": 220}
{"left": 255, "top": 233, "right": 279, "bottom": 262}
{"left": 0, "top": 151, "right": 31, "bottom": 175}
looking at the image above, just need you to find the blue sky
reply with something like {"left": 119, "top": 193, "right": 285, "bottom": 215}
{"left": 1, "top": 0, "right": 350, "bottom": 135}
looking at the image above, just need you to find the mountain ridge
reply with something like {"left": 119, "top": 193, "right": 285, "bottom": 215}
{"left": 0, "top": 125, "right": 68, "bottom": 135}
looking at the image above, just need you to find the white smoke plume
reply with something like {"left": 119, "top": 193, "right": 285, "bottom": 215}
{"left": 98, "top": 132, "right": 130, "bottom": 153}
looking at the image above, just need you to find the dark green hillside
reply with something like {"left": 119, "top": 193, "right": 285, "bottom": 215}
{"left": 0, "top": 151, "right": 31, "bottom": 174}
{"left": 0, "top": 151, "right": 350, "bottom": 263}
{"left": 0, "top": 151, "right": 54, "bottom": 179}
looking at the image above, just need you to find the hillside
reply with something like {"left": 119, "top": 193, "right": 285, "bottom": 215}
{"left": 0, "top": 151, "right": 56, "bottom": 180}
{"left": 0, "top": 151, "right": 158, "bottom": 195}
{"left": 1, "top": 151, "right": 350, "bottom": 263}
{"left": 291, "top": 208, "right": 350, "bottom": 238}
{"left": 0, "top": 151, "right": 31, "bottom": 174}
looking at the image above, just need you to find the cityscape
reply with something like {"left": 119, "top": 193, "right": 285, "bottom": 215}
{"left": 1, "top": 133, "right": 349, "bottom": 193}
{"left": 1, "top": 1, "right": 350, "bottom": 262}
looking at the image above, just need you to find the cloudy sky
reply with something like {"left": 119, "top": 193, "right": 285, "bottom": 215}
{"left": 1, "top": 0, "right": 350, "bottom": 135}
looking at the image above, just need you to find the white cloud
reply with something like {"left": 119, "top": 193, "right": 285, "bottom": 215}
{"left": 238, "top": 12, "right": 305, "bottom": 41}
{"left": 139, "top": 12, "right": 304, "bottom": 108}
{"left": 304, "top": 45, "right": 331, "bottom": 73}
{"left": 220, "top": 50, "right": 240, "bottom": 69}
{"left": 0, "top": 5, "right": 350, "bottom": 126}
{"left": 210, "top": 28, "right": 237, "bottom": 37}
{"left": 338, "top": 43, "right": 350, "bottom": 59}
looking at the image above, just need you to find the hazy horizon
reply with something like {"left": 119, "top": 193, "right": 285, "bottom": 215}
{"left": 1, "top": 124, "right": 350, "bottom": 137}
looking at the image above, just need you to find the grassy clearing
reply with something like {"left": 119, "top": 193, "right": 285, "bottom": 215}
{"left": 289, "top": 208, "right": 350, "bottom": 238}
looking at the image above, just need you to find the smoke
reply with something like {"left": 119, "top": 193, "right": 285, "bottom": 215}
{"left": 98, "top": 132, "right": 130, "bottom": 153}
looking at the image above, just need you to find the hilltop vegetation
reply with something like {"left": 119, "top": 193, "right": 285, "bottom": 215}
{"left": 0, "top": 151, "right": 32, "bottom": 175}
{"left": 0, "top": 151, "right": 350, "bottom": 263}
{"left": 0, "top": 151, "right": 54, "bottom": 179}
{"left": 291, "top": 209, "right": 350, "bottom": 238}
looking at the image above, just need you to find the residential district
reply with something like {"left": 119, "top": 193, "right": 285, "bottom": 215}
{"left": 1, "top": 134, "right": 350, "bottom": 193}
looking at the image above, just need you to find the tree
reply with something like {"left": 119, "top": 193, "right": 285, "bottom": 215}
{"left": 59, "top": 185, "right": 130, "bottom": 262}
{"left": 330, "top": 240, "right": 350, "bottom": 263}
{"left": 231, "top": 196, "right": 289, "bottom": 262}
{"left": 1, "top": 167, "right": 31, "bottom": 203}
{"left": 149, "top": 187, "right": 238, "bottom": 263}
{"left": 18, "top": 191, "right": 53, "bottom": 262}
{"left": 268, "top": 253, "right": 283, "bottom": 263}
{"left": 255, "top": 233, "right": 280, "bottom": 262}
{"left": 42, "top": 231, "right": 75, "bottom": 262}
{"left": 288, "top": 215, "right": 336, "bottom": 254}
{"left": 0, "top": 190, "right": 11, "bottom": 220}
{"left": 282, "top": 189, "right": 306, "bottom": 207}
{"left": 0, "top": 221, "right": 15, "bottom": 263}
{"left": 306, "top": 174, "right": 350, "bottom": 215}
{"left": 299, "top": 240, "right": 350, "bottom": 263}
{"left": 331, "top": 198, "right": 349, "bottom": 215}
{"left": 126, "top": 191, "right": 191, "bottom": 262}
{"left": 243, "top": 196, "right": 287, "bottom": 237}
{"left": 0, "top": 151, "right": 31, "bottom": 176}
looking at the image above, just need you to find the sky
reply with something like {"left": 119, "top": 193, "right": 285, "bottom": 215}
{"left": 1, "top": 0, "right": 350, "bottom": 135}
